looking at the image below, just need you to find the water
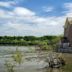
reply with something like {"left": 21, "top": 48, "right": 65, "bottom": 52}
{"left": 0, "top": 46, "right": 50, "bottom": 72}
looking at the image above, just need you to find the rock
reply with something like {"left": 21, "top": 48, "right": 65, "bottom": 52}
{"left": 48, "top": 57, "right": 65, "bottom": 68}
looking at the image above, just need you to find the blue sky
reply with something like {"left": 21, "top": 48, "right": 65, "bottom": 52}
{"left": 0, "top": 0, "right": 72, "bottom": 36}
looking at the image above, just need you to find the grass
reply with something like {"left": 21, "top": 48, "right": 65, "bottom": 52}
{"left": 59, "top": 53, "right": 72, "bottom": 72}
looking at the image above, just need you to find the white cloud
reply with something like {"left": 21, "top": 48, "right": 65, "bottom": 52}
{"left": 0, "top": 9, "right": 10, "bottom": 17}
{"left": 13, "top": 7, "right": 35, "bottom": 16}
{"left": 64, "top": 2, "right": 72, "bottom": 17}
{"left": 0, "top": 4, "right": 69, "bottom": 36}
{"left": 0, "top": 9, "right": 6, "bottom": 16}
{"left": 64, "top": 3, "right": 72, "bottom": 9}
{"left": 43, "top": 6, "right": 54, "bottom": 12}
{"left": 0, "top": 9, "right": 14, "bottom": 18}
{"left": 0, "top": 1, "right": 15, "bottom": 7}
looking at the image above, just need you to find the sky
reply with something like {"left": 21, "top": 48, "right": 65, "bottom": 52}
{"left": 0, "top": 0, "right": 72, "bottom": 36}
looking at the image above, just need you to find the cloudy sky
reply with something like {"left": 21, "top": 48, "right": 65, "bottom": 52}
{"left": 0, "top": 0, "right": 72, "bottom": 36}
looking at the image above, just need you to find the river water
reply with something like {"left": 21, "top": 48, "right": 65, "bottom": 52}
{"left": 0, "top": 46, "right": 51, "bottom": 72}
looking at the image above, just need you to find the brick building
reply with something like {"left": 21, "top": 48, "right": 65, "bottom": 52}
{"left": 57, "top": 17, "right": 72, "bottom": 52}
{"left": 64, "top": 17, "right": 72, "bottom": 46}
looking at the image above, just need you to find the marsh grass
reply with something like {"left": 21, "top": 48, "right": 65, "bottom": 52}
{"left": 5, "top": 48, "right": 23, "bottom": 72}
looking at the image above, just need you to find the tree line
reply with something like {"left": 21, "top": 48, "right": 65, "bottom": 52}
{"left": 0, "top": 36, "right": 61, "bottom": 50}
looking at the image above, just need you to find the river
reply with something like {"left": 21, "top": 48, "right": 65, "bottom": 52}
{"left": 0, "top": 46, "right": 52, "bottom": 72}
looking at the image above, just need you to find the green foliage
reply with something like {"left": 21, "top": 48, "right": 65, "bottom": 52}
{"left": 5, "top": 48, "right": 24, "bottom": 72}
{"left": 4, "top": 61, "right": 15, "bottom": 72}
{"left": 12, "top": 48, "right": 23, "bottom": 65}
{"left": 0, "top": 36, "right": 62, "bottom": 50}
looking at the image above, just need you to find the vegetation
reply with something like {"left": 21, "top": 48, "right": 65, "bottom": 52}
{"left": 12, "top": 48, "right": 23, "bottom": 65}
{"left": 0, "top": 36, "right": 61, "bottom": 50}
{"left": 5, "top": 61, "right": 15, "bottom": 72}
{"left": 5, "top": 48, "right": 23, "bottom": 72}
{"left": 61, "top": 53, "right": 72, "bottom": 72}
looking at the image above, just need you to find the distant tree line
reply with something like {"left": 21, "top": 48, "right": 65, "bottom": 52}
{"left": 0, "top": 36, "right": 61, "bottom": 50}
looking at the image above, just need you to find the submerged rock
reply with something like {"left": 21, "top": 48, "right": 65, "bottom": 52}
{"left": 45, "top": 53, "right": 65, "bottom": 68}
{"left": 48, "top": 57, "right": 65, "bottom": 68}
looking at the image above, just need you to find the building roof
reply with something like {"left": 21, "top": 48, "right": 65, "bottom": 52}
{"left": 64, "top": 17, "right": 72, "bottom": 28}
{"left": 67, "top": 17, "right": 72, "bottom": 24}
